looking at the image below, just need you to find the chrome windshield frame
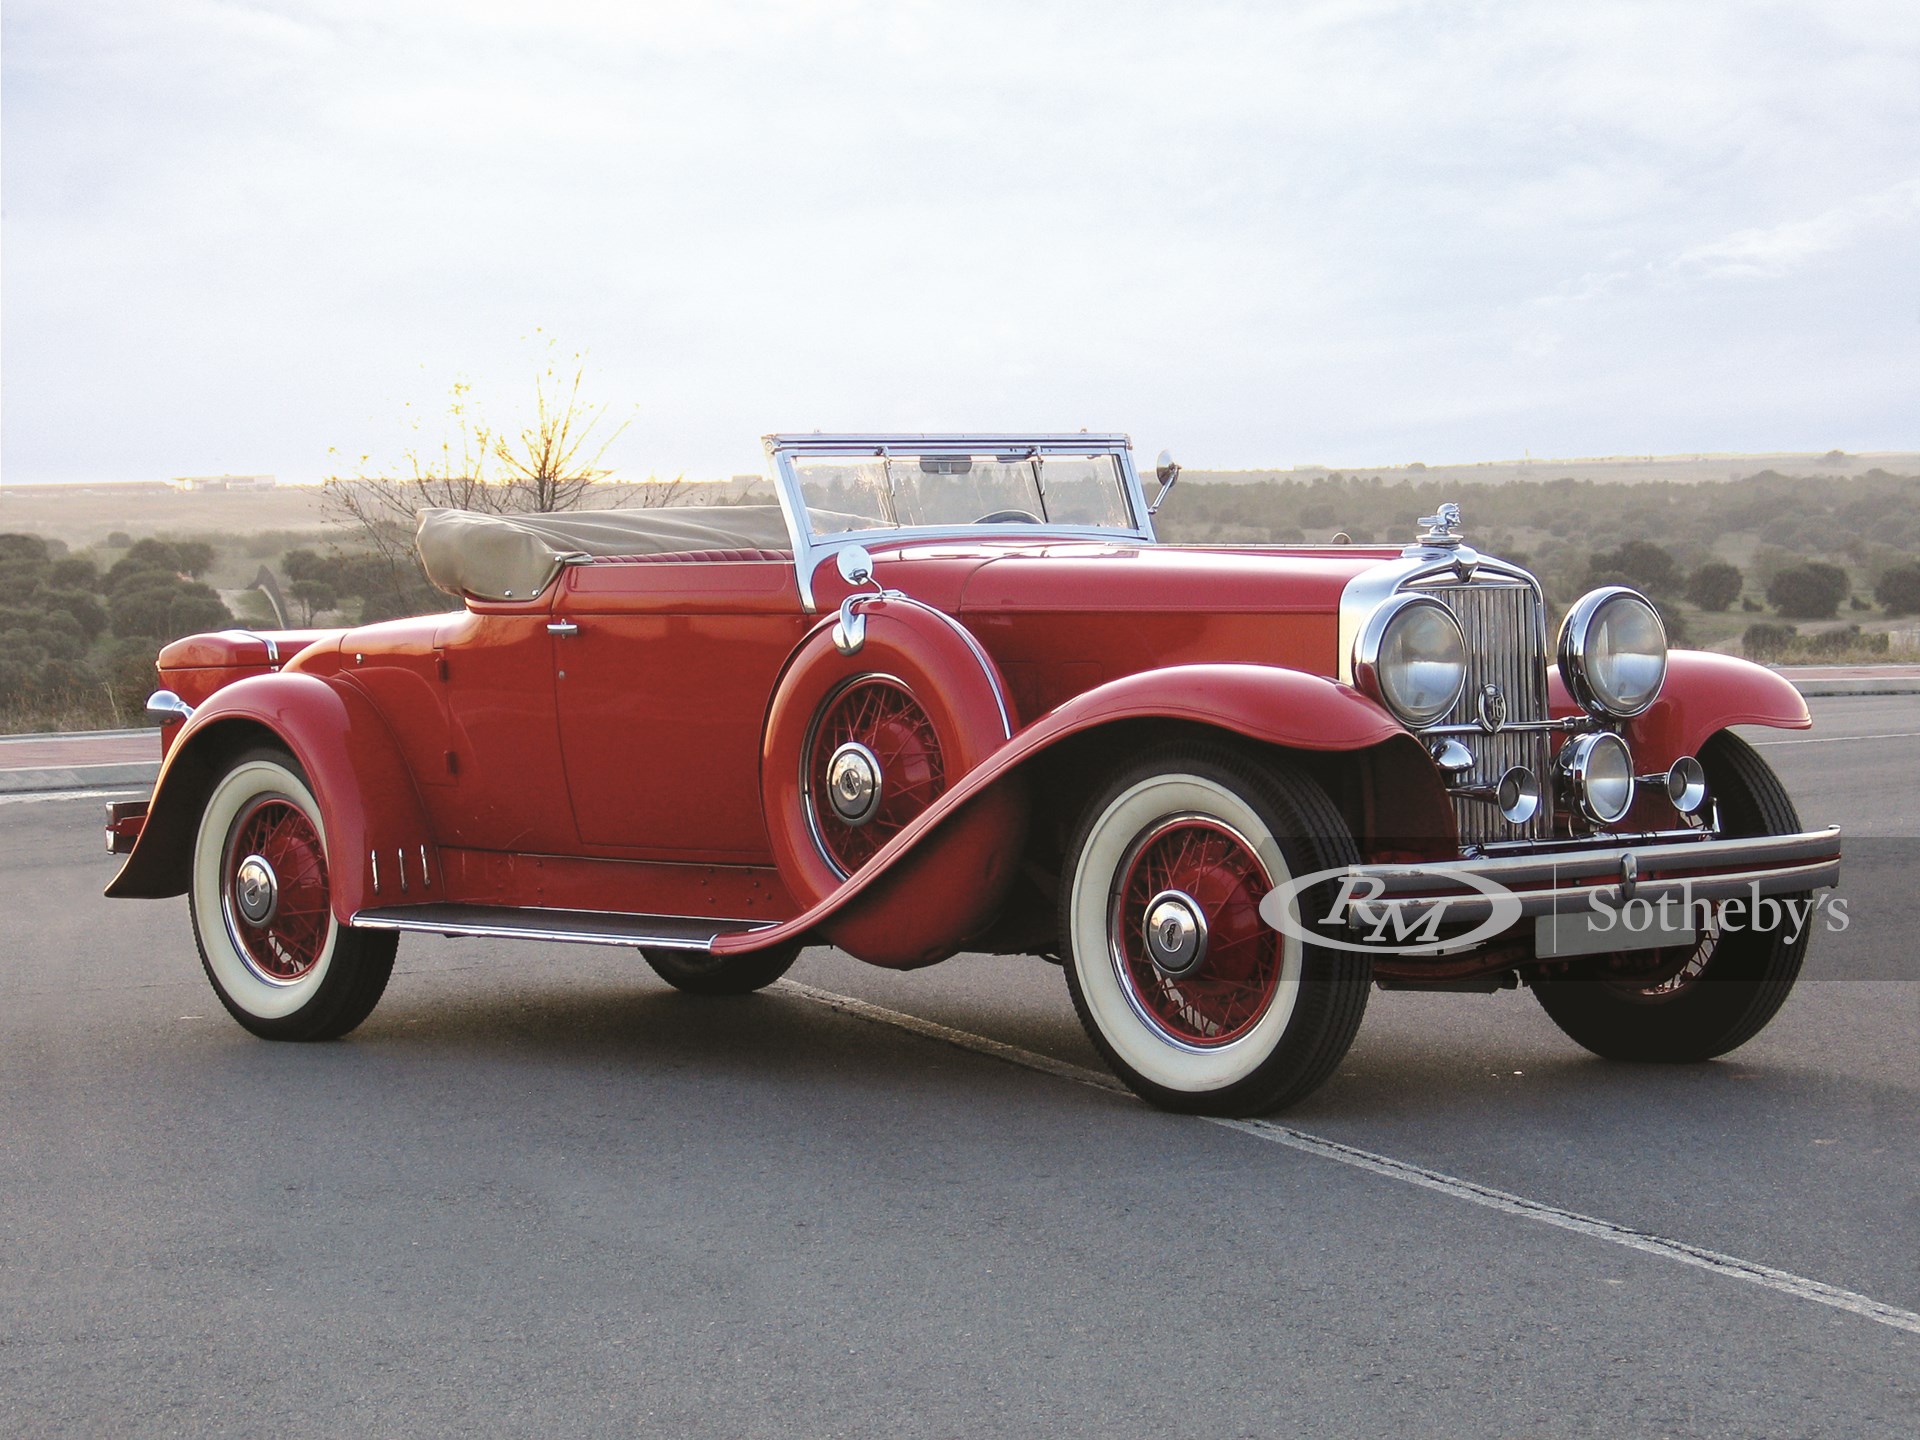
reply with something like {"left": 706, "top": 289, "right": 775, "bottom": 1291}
{"left": 764, "top": 433, "right": 1159, "bottom": 611}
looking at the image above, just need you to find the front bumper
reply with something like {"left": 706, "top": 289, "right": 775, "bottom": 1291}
{"left": 1340, "top": 826, "right": 1842, "bottom": 930}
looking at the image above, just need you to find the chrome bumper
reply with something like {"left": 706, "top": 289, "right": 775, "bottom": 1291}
{"left": 1340, "top": 826, "right": 1842, "bottom": 929}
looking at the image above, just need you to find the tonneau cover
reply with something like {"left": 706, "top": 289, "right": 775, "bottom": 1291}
{"left": 415, "top": 505, "right": 797, "bottom": 600}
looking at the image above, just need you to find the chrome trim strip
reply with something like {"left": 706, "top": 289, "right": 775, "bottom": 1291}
{"left": 349, "top": 903, "right": 776, "bottom": 952}
{"left": 220, "top": 628, "right": 280, "bottom": 664}
{"left": 881, "top": 595, "right": 1014, "bottom": 740}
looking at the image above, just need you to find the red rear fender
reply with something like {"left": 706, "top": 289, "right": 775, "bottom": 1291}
{"left": 104, "top": 672, "right": 433, "bottom": 923}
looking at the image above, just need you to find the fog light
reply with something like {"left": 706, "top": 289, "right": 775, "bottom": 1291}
{"left": 1559, "top": 732, "right": 1635, "bottom": 825}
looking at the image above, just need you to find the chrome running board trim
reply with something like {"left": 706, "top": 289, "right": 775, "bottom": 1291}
{"left": 349, "top": 902, "right": 775, "bottom": 952}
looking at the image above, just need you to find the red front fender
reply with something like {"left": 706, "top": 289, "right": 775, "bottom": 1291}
{"left": 1548, "top": 650, "right": 1811, "bottom": 773}
{"left": 716, "top": 663, "right": 1411, "bottom": 957}
{"left": 104, "top": 672, "right": 434, "bottom": 924}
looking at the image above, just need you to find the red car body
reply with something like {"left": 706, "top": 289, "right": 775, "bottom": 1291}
{"left": 104, "top": 433, "right": 1842, "bottom": 1111}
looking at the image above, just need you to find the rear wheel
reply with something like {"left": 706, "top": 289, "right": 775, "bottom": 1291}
{"left": 189, "top": 748, "right": 396, "bottom": 1041}
{"left": 1531, "top": 731, "right": 1811, "bottom": 1062}
{"left": 642, "top": 944, "right": 801, "bottom": 995}
{"left": 1059, "top": 743, "right": 1371, "bottom": 1115}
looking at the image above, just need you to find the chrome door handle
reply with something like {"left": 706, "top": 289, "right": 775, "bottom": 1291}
{"left": 546, "top": 620, "right": 579, "bottom": 636}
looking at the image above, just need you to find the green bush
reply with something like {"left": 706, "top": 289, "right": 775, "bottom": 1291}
{"left": 1875, "top": 563, "right": 1920, "bottom": 617}
{"left": 1686, "top": 561, "right": 1742, "bottom": 612}
{"left": 1767, "top": 563, "right": 1849, "bottom": 619}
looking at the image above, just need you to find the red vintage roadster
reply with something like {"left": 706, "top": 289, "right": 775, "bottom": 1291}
{"left": 105, "top": 434, "right": 1842, "bottom": 1113}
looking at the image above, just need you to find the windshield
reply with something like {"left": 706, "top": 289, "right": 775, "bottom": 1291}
{"left": 789, "top": 448, "right": 1138, "bottom": 536}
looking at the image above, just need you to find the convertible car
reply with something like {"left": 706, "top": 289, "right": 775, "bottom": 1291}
{"left": 105, "top": 433, "right": 1842, "bottom": 1114}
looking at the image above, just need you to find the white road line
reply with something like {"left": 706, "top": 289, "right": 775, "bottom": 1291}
{"left": 1750, "top": 731, "right": 1920, "bottom": 746}
{"left": 776, "top": 979, "right": 1920, "bottom": 1339}
{"left": 0, "top": 788, "right": 147, "bottom": 807}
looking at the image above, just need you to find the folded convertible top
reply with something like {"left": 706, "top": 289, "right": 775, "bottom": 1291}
{"left": 415, "top": 505, "right": 798, "bottom": 600}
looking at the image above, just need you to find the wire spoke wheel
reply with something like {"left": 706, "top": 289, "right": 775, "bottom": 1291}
{"left": 1111, "top": 818, "right": 1282, "bottom": 1046}
{"left": 806, "top": 676, "right": 946, "bottom": 875}
{"left": 1061, "top": 743, "right": 1372, "bottom": 1116}
{"left": 222, "top": 797, "right": 331, "bottom": 983}
{"left": 190, "top": 749, "right": 396, "bottom": 1041}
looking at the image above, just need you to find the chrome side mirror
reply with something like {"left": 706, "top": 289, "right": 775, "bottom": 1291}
{"left": 835, "top": 543, "right": 875, "bottom": 587}
{"left": 1148, "top": 449, "right": 1181, "bottom": 515}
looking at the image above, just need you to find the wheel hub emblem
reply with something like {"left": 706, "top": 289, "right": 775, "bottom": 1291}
{"left": 825, "top": 741, "right": 883, "bottom": 826}
{"left": 1142, "top": 889, "right": 1208, "bottom": 977}
{"left": 1477, "top": 682, "right": 1508, "bottom": 734}
{"left": 234, "top": 854, "right": 279, "bottom": 927}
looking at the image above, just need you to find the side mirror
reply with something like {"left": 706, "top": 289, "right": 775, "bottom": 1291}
{"left": 835, "top": 543, "right": 875, "bottom": 587}
{"left": 1148, "top": 449, "right": 1181, "bottom": 515}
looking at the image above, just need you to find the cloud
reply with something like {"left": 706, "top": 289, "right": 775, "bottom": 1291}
{"left": 3, "top": 0, "right": 1916, "bottom": 481}
{"left": 1675, "top": 178, "right": 1920, "bottom": 280}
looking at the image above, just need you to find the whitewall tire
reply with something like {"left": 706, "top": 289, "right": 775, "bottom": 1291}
{"left": 1060, "top": 743, "right": 1371, "bottom": 1115}
{"left": 188, "top": 748, "right": 396, "bottom": 1040}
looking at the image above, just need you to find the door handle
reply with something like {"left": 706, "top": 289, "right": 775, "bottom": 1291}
{"left": 547, "top": 620, "right": 579, "bottom": 636}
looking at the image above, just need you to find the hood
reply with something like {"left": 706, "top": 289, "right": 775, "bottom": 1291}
{"left": 955, "top": 542, "right": 1402, "bottom": 615}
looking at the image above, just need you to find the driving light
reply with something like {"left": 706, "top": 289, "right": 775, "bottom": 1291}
{"left": 1559, "top": 731, "right": 1635, "bottom": 825}
{"left": 1355, "top": 594, "right": 1468, "bottom": 729}
{"left": 1558, "top": 587, "right": 1668, "bottom": 719}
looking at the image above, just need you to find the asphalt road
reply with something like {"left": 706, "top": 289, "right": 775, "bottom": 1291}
{"left": 3, "top": 696, "right": 1915, "bottom": 1437}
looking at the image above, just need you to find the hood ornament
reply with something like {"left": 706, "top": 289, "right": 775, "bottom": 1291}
{"left": 1408, "top": 500, "right": 1478, "bottom": 578}
{"left": 1416, "top": 502, "right": 1464, "bottom": 547}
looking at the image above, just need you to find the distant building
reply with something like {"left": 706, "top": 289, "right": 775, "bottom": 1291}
{"left": 170, "top": 473, "right": 277, "bottom": 493}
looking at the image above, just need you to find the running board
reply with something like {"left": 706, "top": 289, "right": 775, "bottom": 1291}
{"left": 349, "top": 902, "right": 773, "bottom": 953}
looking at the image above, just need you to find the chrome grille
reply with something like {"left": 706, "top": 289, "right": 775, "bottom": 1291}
{"left": 1417, "top": 578, "right": 1553, "bottom": 845}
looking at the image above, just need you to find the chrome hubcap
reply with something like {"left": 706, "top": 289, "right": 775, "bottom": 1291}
{"left": 825, "top": 741, "right": 883, "bottom": 826}
{"left": 234, "top": 854, "right": 279, "bottom": 927}
{"left": 1142, "top": 889, "right": 1208, "bottom": 977}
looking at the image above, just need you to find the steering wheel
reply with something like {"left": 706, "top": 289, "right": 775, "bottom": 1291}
{"left": 974, "top": 509, "right": 1043, "bottom": 525}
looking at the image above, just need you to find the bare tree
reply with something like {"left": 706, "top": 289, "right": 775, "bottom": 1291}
{"left": 321, "top": 342, "right": 682, "bottom": 616}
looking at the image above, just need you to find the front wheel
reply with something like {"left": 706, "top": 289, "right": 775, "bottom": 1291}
{"left": 1059, "top": 743, "right": 1371, "bottom": 1116}
{"left": 1531, "top": 731, "right": 1811, "bottom": 1062}
{"left": 189, "top": 748, "right": 396, "bottom": 1041}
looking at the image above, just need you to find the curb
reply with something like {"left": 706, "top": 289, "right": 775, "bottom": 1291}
{"left": 0, "top": 762, "right": 160, "bottom": 795}
{"left": 1788, "top": 678, "right": 1920, "bottom": 697}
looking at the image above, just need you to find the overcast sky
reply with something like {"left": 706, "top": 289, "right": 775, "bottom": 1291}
{"left": 3, "top": 0, "right": 1916, "bottom": 485}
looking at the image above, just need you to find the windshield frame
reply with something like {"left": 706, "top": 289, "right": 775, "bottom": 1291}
{"left": 764, "top": 432, "right": 1158, "bottom": 611}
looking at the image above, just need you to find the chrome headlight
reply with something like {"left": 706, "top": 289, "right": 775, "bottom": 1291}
{"left": 1558, "top": 587, "right": 1667, "bottom": 719}
{"left": 1558, "top": 731, "right": 1635, "bottom": 825}
{"left": 1354, "top": 593, "right": 1468, "bottom": 728}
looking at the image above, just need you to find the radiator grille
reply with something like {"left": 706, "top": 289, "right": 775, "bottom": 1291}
{"left": 1416, "top": 578, "right": 1553, "bottom": 846}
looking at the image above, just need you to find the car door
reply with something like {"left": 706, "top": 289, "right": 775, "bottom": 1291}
{"left": 552, "top": 557, "right": 811, "bottom": 860}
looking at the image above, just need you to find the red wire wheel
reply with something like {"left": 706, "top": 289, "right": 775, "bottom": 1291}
{"left": 1110, "top": 817, "right": 1282, "bottom": 1047}
{"left": 221, "top": 795, "right": 332, "bottom": 984}
{"left": 805, "top": 675, "right": 947, "bottom": 877}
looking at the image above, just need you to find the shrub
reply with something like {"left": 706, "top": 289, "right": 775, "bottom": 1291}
{"left": 1587, "top": 539, "right": 1680, "bottom": 599}
{"left": 1686, "top": 561, "right": 1743, "bottom": 612}
{"left": 1767, "top": 563, "right": 1849, "bottom": 619}
{"left": 1743, "top": 622, "right": 1798, "bottom": 660}
{"left": 1875, "top": 563, "right": 1920, "bottom": 617}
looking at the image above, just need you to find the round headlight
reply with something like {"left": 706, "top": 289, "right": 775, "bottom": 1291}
{"left": 1356, "top": 594, "right": 1468, "bottom": 728}
{"left": 1558, "top": 587, "right": 1668, "bottom": 718}
{"left": 1558, "top": 731, "right": 1635, "bottom": 825}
